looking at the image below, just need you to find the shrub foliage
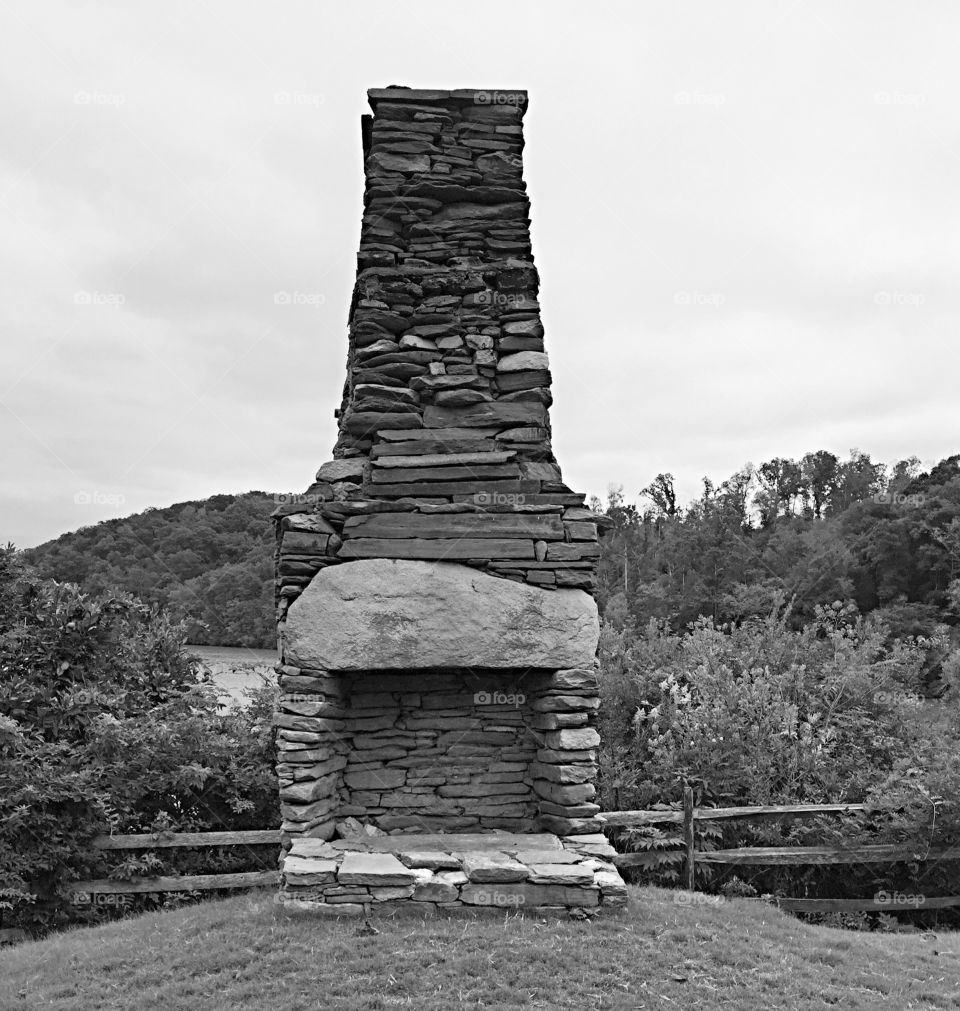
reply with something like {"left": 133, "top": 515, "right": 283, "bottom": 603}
{"left": 0, "top": 548, "right": 278, "bottom": 936}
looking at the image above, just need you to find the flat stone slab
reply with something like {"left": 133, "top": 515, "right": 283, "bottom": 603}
{"left": 283, "top": 559, "right": 599, "bottom": 670}
{"left": 413, "top": 876, "right": 460, "bottom": 902}
{"left": 511, "top": 849, "right": 583, "bottom": 864}
{"left": 563, "top": 842, "right": 618, "bottom": 859}
{"left": 461, "top": 852, "right": 529, "bottom": 883}
{"left": 337, "top": 852, "right": 418, "bottom": 886}
{"left": 595, "top": 868, "right": 629, "bottom": 903}
{"left": 288, "top": 838, "right": 339, "bottom": 860}
{"left": 398, "top": 850, "right": 464, "bottom": 870}
{"left": 561, "top": 834, "right": 618, "bottom": 859}
{"left": 283, "top": 856, "right": 338, "bottom": 886}
{"left": 370, "top": 885, "right": 416, "bottom": 901}
{"left": 525, "top": 863, "right": 595, "bottom": 885}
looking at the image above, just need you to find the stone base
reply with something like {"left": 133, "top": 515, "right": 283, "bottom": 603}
{"left": 277, "top": 831, "right": 627, "bottom": 915}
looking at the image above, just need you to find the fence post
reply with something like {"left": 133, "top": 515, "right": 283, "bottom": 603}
{"left": 683, "top": 785, "right": 696, "bottom": 891}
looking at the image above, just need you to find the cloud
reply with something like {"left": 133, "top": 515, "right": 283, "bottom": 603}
{"left": 2, "top": 0, "right": 958, "bottom": 547}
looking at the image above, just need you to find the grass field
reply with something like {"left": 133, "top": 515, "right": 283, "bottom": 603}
{"left": 2, "top": 887, "right": 960, "bottom": 1009}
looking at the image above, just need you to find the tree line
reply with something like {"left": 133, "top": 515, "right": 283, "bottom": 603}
{"left": 593, "top": 449, "right": 960, "bottom": 665}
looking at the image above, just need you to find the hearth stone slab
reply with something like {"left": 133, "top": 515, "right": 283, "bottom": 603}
{"left": 279, "top": 831, "right": 626, "bottom": 915}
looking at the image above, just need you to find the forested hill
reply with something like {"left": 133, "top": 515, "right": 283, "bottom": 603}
{"left": 22, "top": 449, "right": 960, "bottom": 651}
{"left": 593, "top": 450, "right": 960, "bottom": 648}
{"left": 26, "top": 492, "right": 277, "bottom": 647}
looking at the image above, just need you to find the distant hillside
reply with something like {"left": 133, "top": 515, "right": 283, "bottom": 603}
{"left": 26, "top": 492, "right": 277, "bottom": 647}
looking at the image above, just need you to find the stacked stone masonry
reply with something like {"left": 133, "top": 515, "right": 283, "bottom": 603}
{"left": 280, "top": 832, "right": 627, "bottom": 915}
{"left": 273, "top": 86, "right": 611, "bottom": 608}
{"left": 273, "top": 87, "right": 621, "bottom": 914}
{"left": 276, "top": 664, "right": 605, "bottom": 839}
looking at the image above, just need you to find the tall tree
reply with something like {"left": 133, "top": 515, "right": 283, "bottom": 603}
{"left": 755, "top": 457, "right": 804, "bottom": 526}
{"left": 641, "top": 473, "right": 678, "bottom": 519}
{"left": 800, "top": 450, "right": 839, "bottom": 519}
{"left": 830, "top": 449, "right": 885, "bottom": 514}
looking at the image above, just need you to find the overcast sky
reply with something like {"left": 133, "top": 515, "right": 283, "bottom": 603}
{"left": 2, "top": 1, "right": 958, "bottom": 549}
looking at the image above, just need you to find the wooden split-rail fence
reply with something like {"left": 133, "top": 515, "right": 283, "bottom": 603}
{"left": 39, "top": 800, "right": 960, "bottom": 917}
{"left": 64, "top": 829, "right": 280, "bottom": 900}
{"left": 603, "top": 788, "right": 960, "bottom": 914}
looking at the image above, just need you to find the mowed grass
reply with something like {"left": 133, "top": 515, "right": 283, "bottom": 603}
{"left": 2, "top": 887, "right": 960, "bottom": 1010}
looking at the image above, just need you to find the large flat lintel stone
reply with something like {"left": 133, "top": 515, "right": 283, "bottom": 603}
{"left": 283, "top": 559, "right": 598, "bottom": 670}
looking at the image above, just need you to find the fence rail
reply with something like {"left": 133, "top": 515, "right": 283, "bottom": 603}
{"left": 67, "top": 871, "right": 279, "bottom": 895}
{"left": 91, "top": 830, "right": 280, "bottom": 850}
{"left": 48, "top": 814, "right": 960, "bottom": 914}
{"left": 602, "top": 803, "right": 867, "bottom": 827}
{"left": 603, "top": 790, "right": 960, "bottom": 914}
{"left": 65, "top": 830, "right": 280, "bottom": 898}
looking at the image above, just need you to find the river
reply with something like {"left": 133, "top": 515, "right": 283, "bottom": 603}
{"left": 188, "top": 644, "right": 277, "bottom": 707}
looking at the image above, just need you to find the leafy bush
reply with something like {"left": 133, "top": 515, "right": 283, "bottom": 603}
{"left": 599, "top": 604, "right": 934, "bottom": 810}
{"left": 598, "top": 600, "right": 960, "bottom": 921}
{"left": 0, "top": 548, "right": 278, "bottom": 936}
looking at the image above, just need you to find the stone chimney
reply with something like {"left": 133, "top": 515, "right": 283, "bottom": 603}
{"left": 272, "top": 88, "right": 623, "bottom": 913}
